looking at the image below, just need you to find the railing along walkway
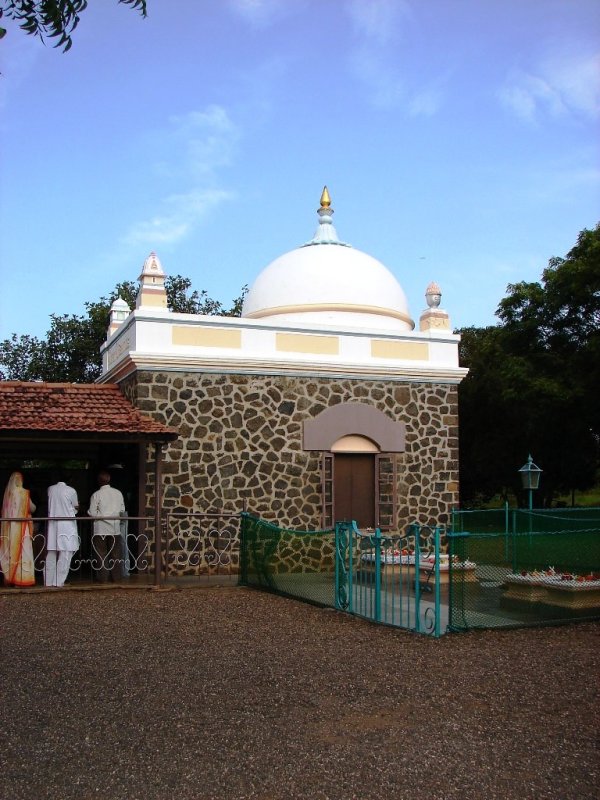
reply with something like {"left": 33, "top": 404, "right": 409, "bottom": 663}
{"left": 0, "top": 512, "right": 241, "bottom": 590}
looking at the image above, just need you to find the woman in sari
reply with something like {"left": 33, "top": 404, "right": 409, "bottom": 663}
{"left": 0, "top": 471, "right": 36, "bottom": 587}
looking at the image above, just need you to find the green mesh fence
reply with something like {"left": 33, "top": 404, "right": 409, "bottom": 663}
{"left": 448, "top": 508, "right": 600, "bottom": 630}
{"left": 451, "top": 508, "right": 510, "bottom": 535}
{"left": 452, "top": 507, "right": 600, "bottom": 536}
{"left": 239, "top": 513, "right": 337, "bottom": 607}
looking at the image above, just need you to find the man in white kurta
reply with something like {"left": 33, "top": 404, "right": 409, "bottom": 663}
{"left": 88, "top": 471, "right": 126, "bottom": 582}
{"left": 45, "top": 479, "right": 79, "bottom": 587}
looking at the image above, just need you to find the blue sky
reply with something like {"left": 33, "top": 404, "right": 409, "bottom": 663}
{"left": 1, "top": 0, "right": 599, "bottom": 341}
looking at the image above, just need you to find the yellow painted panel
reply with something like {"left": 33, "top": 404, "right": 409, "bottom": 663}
{"left": 371, "top": 340, "right": 429, "bottom": 360}
{"left": 139, "top": 290, "right": 167, "bottom": 307}
{"left": 276, "top": 333, "right": 339, "bottom": 355}
{"left": 172, "top": 326, "right": 242, "bottom": 348}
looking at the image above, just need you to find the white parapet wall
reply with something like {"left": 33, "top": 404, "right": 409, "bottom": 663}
{"left": 100, "top": 308, "right": 467, "bottom": 385}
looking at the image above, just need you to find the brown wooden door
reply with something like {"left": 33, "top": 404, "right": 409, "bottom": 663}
{"left": 334, "top": 454, "right": 375, "bottom": 528}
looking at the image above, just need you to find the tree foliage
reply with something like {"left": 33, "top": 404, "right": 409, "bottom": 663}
{"left": 164, "top": 275, "right": 248, "bottom": 318}
{"left": 458, "top": 223, "right": 600, "bottom": 507}
{"left": 0, "top": 277, "right": 247, "bottom": 383}
{"left": 0, "top": 1, "right": 147, "bottom": 51}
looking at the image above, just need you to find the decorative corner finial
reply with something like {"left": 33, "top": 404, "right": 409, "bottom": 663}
{"left": 320, "top": 186, "right": 331, "bottom": 209}
{"left": 425, "top": 281, "right": 442, "bottom": 309}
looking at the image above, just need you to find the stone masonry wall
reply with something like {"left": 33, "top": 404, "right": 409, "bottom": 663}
{"left": 120, "top": 371, "right": 459, "bottom": 573}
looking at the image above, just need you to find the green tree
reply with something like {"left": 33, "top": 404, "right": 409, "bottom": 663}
{"left": 0, "top": 333, "right": 46, "bottom": 382}
{"left": 458, "top": 223, "right": 600, "bottom": 507}
{"left": 163, "top": 275, "right": 248, "bottom": 317}
{"left": 0, "top": 277, "right": 247, "bottom": 383}
{"left": 457, "top": 326, "right": 516, "bottom": 506}
{"left": 0, "top": 1, "right": 147, "bottom": 50}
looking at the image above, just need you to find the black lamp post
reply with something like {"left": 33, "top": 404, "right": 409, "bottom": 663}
{"left": 518, "top": 454, "right": 542, "bottom": 510}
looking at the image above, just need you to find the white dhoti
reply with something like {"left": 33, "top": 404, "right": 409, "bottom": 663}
{"left": 45, "top": 520, "right": 79, "bottom": 588}
{"left": 44, "top": 549, "right": 76, "bottom": 587}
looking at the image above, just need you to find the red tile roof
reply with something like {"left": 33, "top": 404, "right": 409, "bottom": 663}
{"left": 0, "top": 382, "right": 178, "bottom": 440}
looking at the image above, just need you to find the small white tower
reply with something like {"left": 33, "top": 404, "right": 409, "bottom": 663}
{"left": 136, "top": 252, "right": 168, "bottom": 310}
{"left": 107, "top": 296, "right": 131, "bottom": 337}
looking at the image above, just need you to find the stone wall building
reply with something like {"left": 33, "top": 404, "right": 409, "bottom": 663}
{"left": 101, "top": 189, "right": 467, "bottom": 561}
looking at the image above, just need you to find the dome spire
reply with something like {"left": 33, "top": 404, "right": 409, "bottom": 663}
{"left": 303, "top": 186, "right": 350, "bottom": 248}
{"left": 320, "top": 186, "right": 331, "bottom": 209}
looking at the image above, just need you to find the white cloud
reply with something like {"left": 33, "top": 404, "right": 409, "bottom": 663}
{"left": 228, "top": 0, "right": 291, "bottom": 27}
{"left": 499, "top": 82, "right": 538, "bottom": 123}
{"left": 530, "top": 165, "right": 600, "bottom": 203}
{"left": 544, "top": 52, "right": 600, "bottom": 117}
{"left": 121, "top": 105, "right": 240, "bottom": 249}
{"left": 350, "top": 48, "right": 405, "bottom": 109}
{"left": 347, "top": 0, "right": 412, "bottom": 45}
{"left": 123, "top": 218, "right": 189, "bottom": 247}
{"left": 122, "top": 189, "right": 234, "bottom": 247}
{"left": 500, "top": 72, "right": 567, "bottom": 122}
{"left": 500, "top": 52, "right": 600, "bottom": 122}
{"left": 408, "top": 88, "right": 443, "bottom": 118}
{"left": 155, "top": 106, "right": 240, "bottom": 179}
{"left": 350, "top": 49, "right": 446, "bottom": 115}
{"left": 346, "top": 1, "right": 445, "bottom": 116}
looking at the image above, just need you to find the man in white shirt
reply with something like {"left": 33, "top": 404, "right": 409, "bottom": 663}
{"left": 45, "top": 474, "right": 79, "bottom": 587}
{"left": 88, "top": 470, "right": 126, "bottom": 583}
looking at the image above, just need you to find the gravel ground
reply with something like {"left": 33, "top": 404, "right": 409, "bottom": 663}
{"left": 0, "top": 586, "right": 597, "bottom": 800}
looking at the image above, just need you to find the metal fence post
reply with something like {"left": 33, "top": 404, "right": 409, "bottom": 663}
{"left": 374, "top": 526, "right": 382, "bottom": 623}
{"left": 448, "top": 529, "right": 453, "bottom": 631}
{"left": 434, "top": 526, "right": 441, "bottom": 638}
{"left": 335, "top": 521, "right": 353, "bottom": 612}
{"left": 348, "top": 522, "right": 355, "bottom": 614}
{"left": 239, "top": 512, "right": 248, "bottom": 585}
{"left": 334, "top": 522, "right": 341, "bottom": 610}
{"left": 512, "top": 509, "right": 517, "bottom": 573}
{"left": 414, "top": 524, "right": 421, "bottom": 634}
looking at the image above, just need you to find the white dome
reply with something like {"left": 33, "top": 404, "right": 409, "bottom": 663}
{"left": 241, "top": 190, "right": 414, "bottom": 331}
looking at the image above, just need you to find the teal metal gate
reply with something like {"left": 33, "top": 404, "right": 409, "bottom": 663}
{"left": 335, "top": 521, "right": 444, "bottom": 637}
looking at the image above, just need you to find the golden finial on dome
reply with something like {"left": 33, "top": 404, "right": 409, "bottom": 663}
{"left": 319, "top": 186, "right": 331, "bottom": 209}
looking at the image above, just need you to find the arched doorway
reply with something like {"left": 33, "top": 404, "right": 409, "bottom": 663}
{"left": 304, "top": 403, "right": 405, "bottom": 530}
{"left": 331, "top": 434, "right": 378, "bottom": 528}
{"left": 333, "top": 455, "right": 375, "bottom": 528}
